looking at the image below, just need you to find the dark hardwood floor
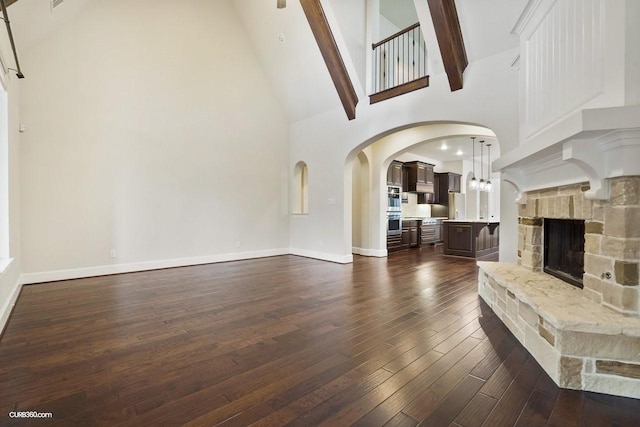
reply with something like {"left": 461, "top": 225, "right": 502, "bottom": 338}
{"left": 1, "top": 247, "right": 639, "bottom": 426}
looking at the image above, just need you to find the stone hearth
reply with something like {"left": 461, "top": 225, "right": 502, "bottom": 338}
{"left": 478, "top": 176, "right": 640, "bottom": 398}
{"left": 477, "top": 262, "right": 640, "bottom": 399}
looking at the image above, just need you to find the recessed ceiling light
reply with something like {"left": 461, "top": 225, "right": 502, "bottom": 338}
{"left": 456, "top": 149, "right": 463, "bottom": 156}
{"left": 441, "top": 143, "right": 448, "bottom": 150}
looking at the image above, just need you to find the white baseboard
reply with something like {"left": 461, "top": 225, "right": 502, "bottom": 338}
{"left": 290, "top": 248, "right": 353, "bottom": 264}
{"left": 21, "top": 248, "right": 290, "bottom": 285}
{"left": 352, "top": 247, "right": 387, "bottom": 257}
{"left": 0, "top": 273, "right": 22, "bottom": 334}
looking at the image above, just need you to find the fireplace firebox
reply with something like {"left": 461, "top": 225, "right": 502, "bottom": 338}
{"left": 543, "top": 219, "right": 585, "bottom": 288}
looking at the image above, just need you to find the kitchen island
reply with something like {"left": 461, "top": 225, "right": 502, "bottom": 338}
{"left": 443, "top": 220, "right": 499, "bottom": 258}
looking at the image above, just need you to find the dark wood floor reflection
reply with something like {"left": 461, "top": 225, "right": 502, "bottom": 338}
{"left": 1, "top": 248, "right": 639, "bottom": 426}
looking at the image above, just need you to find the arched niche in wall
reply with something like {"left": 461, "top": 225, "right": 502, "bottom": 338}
{"left": 292, "top": 161, "right": 309, "bottom": 214}
{"left": 351, "top": 152, "right": 371, "bottom": 254}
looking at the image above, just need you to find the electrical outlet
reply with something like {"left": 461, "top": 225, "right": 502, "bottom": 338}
{"left": 109, "top": 249, "right": 117, "bottom": 259}
{"left": 327, "top": 198, "right": 336, "bottom": 205}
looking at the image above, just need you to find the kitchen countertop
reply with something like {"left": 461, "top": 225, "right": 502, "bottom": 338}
{"left": 402, "top": 217, "right": 447, "bottom": 220}
{"left": 443, "top": 219, "right": 500, "bottom": 223}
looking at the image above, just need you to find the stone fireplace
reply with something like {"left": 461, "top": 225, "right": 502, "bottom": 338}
{"left": 477, "top": 176, "right": 640, "bottom": 399}
{"left": 517, "top": 178, "right": 639, "bottom": 315}
{"left": 543, "top": 218, "right": 585, "bottom": 289}
{"left": 481, "top": 0, "right": 640, "bottom": 400}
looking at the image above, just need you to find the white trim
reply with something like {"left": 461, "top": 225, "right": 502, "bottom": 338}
{"left": 290, "top": 248, "right": 353, "bottom": 264}
{"left": 0, "top": 257, "right": 13, "bottom": 276}
{"left": 21, "top": 249, "right": 290, "bottom": 285}
{"left": 0, "top": 272, "right": 22, "bottom": 334}
{"left": 511, "top": 0, "right": 545, "bottom": 36}
{"left": 0, "top": 49, "right": 8, "bottom": 91}
{"left": 352, "top": 247, "right": 387, "bottom": 257}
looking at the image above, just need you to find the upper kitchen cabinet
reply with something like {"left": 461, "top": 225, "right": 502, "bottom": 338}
{"left": 404, "top": 161, "right": 434, "bottom": 193}
{"left": 434, "top": 172, "right": 461, "bottom": 204}
{"left": 387, "top": 161, "right": 403, "bottom": 187}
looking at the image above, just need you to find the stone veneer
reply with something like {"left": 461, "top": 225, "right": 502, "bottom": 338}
{"left": 478, "top": 262, "right": 640, "bottom": 399}
{"left": 477, "top": 176, "right": 640, "bottom": 399}
{"left": 517, "top": 177, "right": 640, "bottom": 315}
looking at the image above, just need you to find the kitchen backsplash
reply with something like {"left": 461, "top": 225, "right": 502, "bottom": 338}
{"left": 402, "top": 193, "right": 431, "bottom": 217}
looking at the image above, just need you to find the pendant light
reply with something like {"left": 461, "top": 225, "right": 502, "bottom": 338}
{"left": 486, "top": 143, "right": 493, "bottom": 192}
{"left": 478, "top": 140, "right": 486, "bottom": 191}
{"left": 469, "top": 137, "right": 478, "bottom": 190}
{"left": 277, "top": 0, "right": 286, "bottom": 8}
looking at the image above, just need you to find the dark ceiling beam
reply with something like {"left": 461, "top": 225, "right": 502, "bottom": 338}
{"left": 299, "top": 0, "right": 358, "bottom": 120}
{"left": 6, "top": 0, "right": 18, "bottom": 7}
{"left": 427, "top": 0, "right": 468, "bottom": 91}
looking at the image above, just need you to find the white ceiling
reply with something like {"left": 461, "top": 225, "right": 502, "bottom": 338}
{"left": 455, "top": 0, "right": 527, "bottom": 61}
{"left": 6, "top": 0, "right": 528, "bottom": 126}
{"left": 405, "top": 135, "right": 500, "bottom": 163}
{"left": 8, "top": 0, "right": 95, "bottom": 53}
{"left": 380, "top": 0, "right": 419, "bottom": 30}
{"left": 381, "top": 0, "right": 527, "bottom": 62}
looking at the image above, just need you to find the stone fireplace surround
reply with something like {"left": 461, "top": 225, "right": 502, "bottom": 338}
{"left": 478, "top": 177, "right": 640, "bottom": 399}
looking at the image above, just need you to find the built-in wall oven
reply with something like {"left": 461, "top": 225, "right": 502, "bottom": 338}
{"left": 387, "top": 212, "right": 402, "bottom": 235}
{"left": 387, "top": 186, "right": 401, "bottom": 212}
{"left": 387, "top": 185, "right": 402, "bottom": 235}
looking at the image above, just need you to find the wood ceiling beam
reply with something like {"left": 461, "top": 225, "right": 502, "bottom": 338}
{"left": 299, "top": 0, "right": 358, "bottom": 120}
{"left": 427, "top": 0, "right": 468, "bottom": 91}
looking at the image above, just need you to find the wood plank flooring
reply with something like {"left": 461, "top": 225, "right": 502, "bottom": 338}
{"left": 1, "top": 248, "right": 639, "bottom": 426}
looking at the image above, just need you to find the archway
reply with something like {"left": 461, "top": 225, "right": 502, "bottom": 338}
{"left": 344, "top": 122, "right": 502, "bottom": 257}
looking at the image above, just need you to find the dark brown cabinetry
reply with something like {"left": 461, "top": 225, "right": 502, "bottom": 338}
{"left": 434, "top": 172, "right": 461, "bottom": 204}
{"left": 386, "top": 233, "right": 403, "bottom": 252}
{"left": 443, "top": 221, "right": 499, "bottom": 258}
{"left": 404, "top": 161, "right": 434, "bottom": 193}
{"left": 421, "top": 221, "right": 443, "bottom": 245}
{"left": 403, "top": 220, "right": 421, "bottom": 248}
{"left": 387, "top": 161, "right": 403, "bottom": 187}
{"left": 417, "top": 192, "right": 434, "bottom": 204}
{"left": 388, "top": 220, "right": 421, "bottom": 252}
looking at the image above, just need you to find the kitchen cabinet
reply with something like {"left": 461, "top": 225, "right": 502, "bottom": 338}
{"left": 402, "top": 166, "right": 409, "bottom": 192}
{"left": 387, "top": 161, "right": 403, "bottom": 187}
{"left": 386, "top": 233, "right": 404, "bottom": 252}
{"left": 417, "top": 192, "right": 434, "bottom": 204}
{"left": 434, "top": 172, "right": 462, "bottom": 204}
{"left": 404, "top": 161, "right": 434, "bottom": 193}
{"left": 421, "top": 221, "right": 443, "bottom": 245}
{"left": 443, "top": 221, "right": 500, "bottom": 258}
{"left": 402, "top": 220, "right": 421, "bottom": 248}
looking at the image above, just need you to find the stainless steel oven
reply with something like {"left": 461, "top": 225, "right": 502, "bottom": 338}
{"left": 387, "top": 212, "right": 402, "bottom": 236}
{"left": 387, "top": 186, "right": 401, "bottom": 212}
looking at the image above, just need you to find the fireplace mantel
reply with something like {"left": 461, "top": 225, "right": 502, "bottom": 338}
{"left": 494, "top": 106, "right": 640, "bottom": 203}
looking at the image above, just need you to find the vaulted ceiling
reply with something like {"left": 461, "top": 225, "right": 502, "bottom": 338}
{"left": 5, "top": 0, "right": 527, "bottom": 124}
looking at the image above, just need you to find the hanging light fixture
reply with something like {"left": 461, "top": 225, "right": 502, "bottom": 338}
{"left": 277, "top": 0, "right": 286, "bottom": 8}
{"left": 469, "top": 137, "right": 478, "bottom": 190}
{"left": 478, "top": 140, "right": 486, "bottom": 191}
{"left": 486, "top": 143, "right": 493, "bottom": 192}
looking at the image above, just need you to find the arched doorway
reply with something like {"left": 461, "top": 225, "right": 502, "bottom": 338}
{"left": 344, "top": 122, "right": 502, "bottom": 257}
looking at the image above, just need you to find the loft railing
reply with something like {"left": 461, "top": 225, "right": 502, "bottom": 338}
{"left": 370, "top": 23, "right": 428, "bottom": 103}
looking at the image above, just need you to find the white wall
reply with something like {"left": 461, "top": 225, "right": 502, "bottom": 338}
{"left": 18, "top": 0, "right": 290, "bottom": 280}
{"left": 328, "top": 0, "right": 367, "bottom": 93}
{"left": 0, "top": 75, "right": 22, "bottom": 330}
{"left": 289, "top": 54, "right": 518, "bottom": 260}
{"left": 517, "top": 0, "right": 639, "bottom": 142}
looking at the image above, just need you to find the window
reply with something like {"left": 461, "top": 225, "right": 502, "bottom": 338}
{"left": 293, "top": 161, "right": 309, "bottom": 214}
